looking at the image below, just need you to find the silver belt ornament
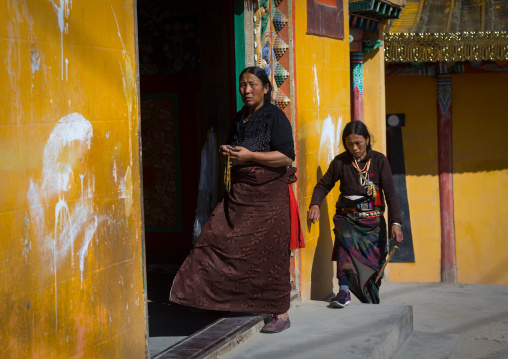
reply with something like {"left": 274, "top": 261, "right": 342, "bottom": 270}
{"left": 347, "top": 210, "right": 382, "bottom": 219}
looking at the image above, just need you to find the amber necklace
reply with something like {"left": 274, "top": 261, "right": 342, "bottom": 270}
{"left": 352, "top": 157, "right": 377, "bottom": 197}
{"left": 224, "top": 154, "right": 231, "bottom": 192}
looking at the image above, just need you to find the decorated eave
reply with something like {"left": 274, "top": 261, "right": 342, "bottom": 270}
{"left": 384, "top": 32, "right": 508, "bottom": 62}
{"left": 349, "top": 0, "right": 405, "bottom": 32}
{"left": 384, "top": 0, "right": 508, "bottom": 62}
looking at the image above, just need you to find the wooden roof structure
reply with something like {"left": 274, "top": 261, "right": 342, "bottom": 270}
{"left": 383, "top": 0, "right": 508, "bottom": 62}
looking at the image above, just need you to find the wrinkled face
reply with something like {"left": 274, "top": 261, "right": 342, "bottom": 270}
{"left": 239, "top": 73, "right": 269, "bottom": 110}
{"left": 345, "top": 134, "right": 369, "bottom": 160}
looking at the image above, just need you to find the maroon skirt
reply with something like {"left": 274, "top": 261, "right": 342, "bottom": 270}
{"left": 170, "top": 165, "right": 297, "bottom": 314}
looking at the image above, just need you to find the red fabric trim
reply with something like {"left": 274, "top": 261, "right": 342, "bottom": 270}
{"left": 289, "top": 184, "right": 305, "bottom": 250}
{"left": 374, "top": 188, "right": 382, "bottom": 207}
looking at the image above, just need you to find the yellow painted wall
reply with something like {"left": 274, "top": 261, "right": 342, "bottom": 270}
{"left": 385, "top": 76, "right": 442, "bottom": 283}
{"left": 0, "top": 1, "right": 147, "bottom": 357}
{"left": 295, "top": 2, "right": 389, "bottom": 300}
{"left": 363, "top": 30, "right": 387, "bottom": 153}
{"left": 295, "top": 0, "right": 351, "bottom": 301}
{"left": 452, "top": 73, "right": 508, "bottom": 285}
{"left": 385, "top": 73, "right": 508, "bottom": 285}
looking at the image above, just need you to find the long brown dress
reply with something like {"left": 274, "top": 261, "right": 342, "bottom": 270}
{"left": 170, "top": 165, "right": 297, "bottom": 314}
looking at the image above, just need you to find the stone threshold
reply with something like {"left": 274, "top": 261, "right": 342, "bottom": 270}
{"left": 152, "top": 291, "right": 299, "bottom": 359}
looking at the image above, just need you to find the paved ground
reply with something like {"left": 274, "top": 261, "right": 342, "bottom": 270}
{"left": 223, "top": 301, "right": 413, "bottom": 359}
{"left": 223, "top": 281, "right": 508, "bottom": 359}
{"left": 381, "top": 282, "right": 508, "bottom": 359}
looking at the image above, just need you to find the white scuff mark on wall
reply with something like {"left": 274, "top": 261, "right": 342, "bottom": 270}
{"left": 54, "top": 197, "right": 72, "bottom": 262}
{"left": 79, "top": 171, "right": 86, "bottom": 199}
{"left": 49, "top": 0, "right": 72, "bottom": 80}
{"left": 53, "top": 196, "right": 71, "bottom": 329}
{"left": 119, "top": 166, "right": 133, "bottom": 219}
{"left": 21, "top": 215, "right": 31, "bottom": 264}
{"left": 65, "top": 58, "right": 68, "bottom": 81}
{"left": 106, "top": 131, "right": 110, "bottom": 139}
{"left": 78, "top": 215, "right": 98, "bottom": 287}
{"left": 29, "top": 43, "right": 42, "bottom": 124}
{"left": 313, "top": 65, "right": 320, "bottom": 108}
{"left": 41, "top": 113, "right": 92, "bottom": 196}
{"left": 113, "top": 161, "right": 117, "bottom": 183}
{"left": 318, "top": 116, "right": 343, "bottom": 202}
{"left": 112, "top": 6, "right": 136, "bottom": 166}
{"left": 21, "top": 237, "right": 31, "bottom": 263}
{"left": 26, "top": 112, "right": 109, "bottom": 332}
{"left": 319, "top": 116, "right": 336, "bottom": 164}
{"left": 319, "top": 116, "right": 343, "bottom": 165}
{"left": 31, "top": 48, "right": 40, "bottom": 74}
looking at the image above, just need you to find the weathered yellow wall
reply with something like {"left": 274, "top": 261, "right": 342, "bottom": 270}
{"left": 0, "top": 1, "right": 147, "bottom": 357}
{"left": 295, "top": 0, "right": 351, "bottom": 300}
{"left": 385, "top": 73, "right": 508, "bottom": 284}
{"left": 385, "top": 75, "right": 442, "bottom": 283}
{"left": 295, "top": 2, "right": 389, "bottom": 300}
{"left": 363, "top": 30, "right": 386, "bottom": 153}
{"left": 452, "top": 73, "right": 508, "bottom": 285}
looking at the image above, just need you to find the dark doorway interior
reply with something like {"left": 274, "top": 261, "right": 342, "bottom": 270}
{"left": 136, "top": 0, "right": 235, "bottom": 356}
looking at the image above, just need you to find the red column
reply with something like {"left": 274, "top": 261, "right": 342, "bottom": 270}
{"left": 351, "top": 52, "right": 364, "bottom": 122}
{"left": 350, "top": 28, "right": 364, "bottom": 122}
{"left": 436, "top": 66, "right": 457, "bottom": 283}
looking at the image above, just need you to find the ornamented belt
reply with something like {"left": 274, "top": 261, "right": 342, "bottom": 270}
{"left": 341, "top": 209, "right": 384, "bottom": 219}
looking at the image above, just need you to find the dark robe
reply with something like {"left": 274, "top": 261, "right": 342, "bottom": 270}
{"left": 171, "top": 102, "right": 297, "bottom": 314}
{"left": 170, "top": 165, "right": 297, "bottom": 314}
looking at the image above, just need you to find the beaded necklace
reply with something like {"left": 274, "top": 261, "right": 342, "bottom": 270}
{"left": 352, "top": 157, "right": 377, "bottom": 197}
{"left": 224, "top": 154, "right": 231, "bottom": 192}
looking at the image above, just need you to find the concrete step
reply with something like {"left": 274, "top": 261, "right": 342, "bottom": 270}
{"left": 393, "top": 331, "right": 460, "bottom": 359}
{"left": 221, "top": 301, "right": 414, "bottom": 359}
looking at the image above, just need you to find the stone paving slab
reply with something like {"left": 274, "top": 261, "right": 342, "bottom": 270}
{"left": 394, "top": 331, "right": 459, "bottom": 359}
{"left": 222, "top": 301, "right": 413, "bottom": 359}
{"left": 381, "top": 282, "right": 508, "bottom": 359}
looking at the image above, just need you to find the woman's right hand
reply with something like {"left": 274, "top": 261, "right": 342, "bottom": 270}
{"left": 307, "top": 205, "right": 320, "bottom": 224}
{"left": 219, "top": 145, "right": 234, "bottom": 162}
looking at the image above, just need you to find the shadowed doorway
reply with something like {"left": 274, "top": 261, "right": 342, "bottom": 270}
{"left": 136, "top": 0, "right": 236, "bottom": 356}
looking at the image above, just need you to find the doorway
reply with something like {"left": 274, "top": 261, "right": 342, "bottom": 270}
{"left": 136, "top": 0, "right": 235, "bottom": 356}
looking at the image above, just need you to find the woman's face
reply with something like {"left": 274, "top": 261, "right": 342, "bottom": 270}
{"left": 239, "top": 73, "right": 269, "bottom": 111}
{"left": 345, "top": 134, "right": 369, "bottom": 160}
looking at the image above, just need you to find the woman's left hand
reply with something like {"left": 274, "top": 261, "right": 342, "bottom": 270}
{"left": 229, "top": 146, "right": 252, "bottom": 165}
{"left": 391, "top": 224, "right": 403, "bottom": 244}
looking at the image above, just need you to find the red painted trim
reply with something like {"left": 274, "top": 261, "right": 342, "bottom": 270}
{"left": 290, "top": 0, "right": 304, "bottom": 294}
{"left": 352, "top": 86, "right": 364, "bottom": 122}
{"left": 437, "top": 74, "right": 457, "bottom": 283}
{"left": 292, "top": 0, "right": 299, "bottom": 173}
{"left": 351, "top": 51, "right": 364, "bottom": 122}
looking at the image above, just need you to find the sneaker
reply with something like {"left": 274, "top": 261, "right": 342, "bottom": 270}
{"left": 260, "top": 315, "right": 291, "bottom": 333}
{"left": 331, "top": 290, "right": 351, "bottom": 308}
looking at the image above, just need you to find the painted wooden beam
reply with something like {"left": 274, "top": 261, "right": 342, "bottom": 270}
{"left": 351, "top": 52, "right": 364, "bottom": 122}
{"left": 436, "top": 65, "right": 457, "bottom": 283}
{"left": 350, "top": 28, "right": 364, "bottom": 122}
